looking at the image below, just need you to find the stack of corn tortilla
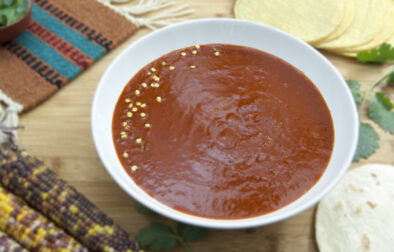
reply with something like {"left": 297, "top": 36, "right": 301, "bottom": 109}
{"left": 234, "top": 0, "right": 394, "bottom": 57}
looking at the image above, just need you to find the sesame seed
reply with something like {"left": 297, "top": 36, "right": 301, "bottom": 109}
{"left": 131, "top": 165, "right": 138, "bottom": 171}
{"left": 152, "top": 76, "right": 160, "bottom": 81}
{"left": 169, "top": 65, "right": 175, "bottom": 70}
{"left": 141, "top": 103, "right": 147, "bottom": 108}
{"left": 136, "top": 138, "right": 142, "bottom": 143}
{"left": 132, "top": 107, "right": 138, "bottom": 112}
{"left": 120, "top": 134, "right": 127, "bottom": 139}
{"left": 128, "top": 104, "right": 133, "bottom": 108}
{"left": 151, "top": 67, "right": 156, "bottom": 72}
{"left": 136, "top": 102, "right": 142, "bottom": 106}
{"left": 156, "top": 96, "right": 162, "bottom": 102}
{"left": 140, "top": 113, "right": 146, "bottom": 118}
{"left": 141, "top": 82, "right": 148, "bottom": 88}
{"left": 181, "top": 52, "right": 187, "bottom": 56}
{"left": 127, "top": 112, "right": 133, "bottom": 118}
{"left": 161, "top": 61, "right": 167, "bottom": 66}
{"left": 151, "top": 83, "right": 159, "bottom": 88}
{"left": 214, "top": 51, "right": 220, "bottom": 56}
{"left": 145, "top": 123, "right": 151, "bottom": 128}
{"left": 195, "top": 44, "right": 200, "bottom": 49}
{"left": 125, "top": 98, "right": 131, "bottom": 103}
{"left": 122, "top": 122, "right": 128, "bottom": 127}
{"left": 135, "top": 90, "right": 140, "bottom": 96}
{"left": 147, "top": 71, "right": 151, "bottom": 75}
{"left": 192, "top": 50, "right": 197, "bottom": 55}
{"left": 122, "top": 152, "right": 128, "bottom": 158}
{"left": 190, "top": 65, "right": 196, "bottom": 69}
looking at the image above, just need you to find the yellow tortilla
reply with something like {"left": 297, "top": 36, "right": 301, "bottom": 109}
{"left": 336, "top": 0, "right": 394, "bottom": 53}
{"left": 317, "top": 0, "right": 385, "bottom": 50}
{"left": 313, "top": 0, "right": 355, "bottom": 45}
{"left": 388, "top": 35, "right": 394, "bottom": 46}
{"left": 386, "top": 1, "right": 394, "bottom": 46}
{"left": 234, "top": 0, "right": 345, "bottom": 43}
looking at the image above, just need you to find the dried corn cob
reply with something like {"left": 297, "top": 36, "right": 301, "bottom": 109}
{"left": 0, "top": 230, "right": 27, "bottom": 252}
{"left": 0, "top": 186, "right": 88, "bottom": 252}
{"left": 0, "top": 149, "right": 140, "bottom": 252}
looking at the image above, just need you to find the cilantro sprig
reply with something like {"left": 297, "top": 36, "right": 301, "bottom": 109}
{"left": 0, "top": 0, "right": 29, "bottom": 27}
{"left": 347, "top": 69, "right": 394, "bottom": 162}
{"left": 356, "top": 43, "right": 394, "bottom": 64}
{"left": 134, "top": 202, "right": 208, "bottom": 251}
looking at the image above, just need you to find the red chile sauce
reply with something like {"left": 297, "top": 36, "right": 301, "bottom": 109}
{"left": 112, "top": 44, "right": 334, "bottom": 219}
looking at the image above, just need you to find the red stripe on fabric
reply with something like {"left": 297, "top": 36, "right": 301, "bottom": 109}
{"left": 27, "top": 20, "right": 94, "bottom": 70}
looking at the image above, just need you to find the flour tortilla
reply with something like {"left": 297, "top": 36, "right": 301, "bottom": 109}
{"left": 234, "top": 0, "right": 345, "bottom": 43}
{"left": 336, "top": 0, "right": 394, "bottom": 53}
{"left": 317, "top": 0, "right": 385, "bottom": 50}
{"left": 312, "top": 0, "right": 355, "bottom": 45}
{"left": 316, "top": 164, "right": 394, "bottom": 252}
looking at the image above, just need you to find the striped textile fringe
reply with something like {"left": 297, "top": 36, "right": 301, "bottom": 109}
{"left": 99, "top": 0, "right": 194, "bottom": 30}
{"left": 0, "top": 91, "right": 23, "bottom": 149}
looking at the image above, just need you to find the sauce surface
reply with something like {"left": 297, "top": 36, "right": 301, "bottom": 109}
{"left": 112, "top": 44, "right": 334, "bottom": 219}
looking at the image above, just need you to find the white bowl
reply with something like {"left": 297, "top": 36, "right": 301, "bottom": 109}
{"left": 91, "top": 18, "right": 358, "bottom": 229}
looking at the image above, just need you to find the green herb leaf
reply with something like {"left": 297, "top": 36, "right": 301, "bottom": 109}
{"left": 178, "top": 222, "right": 208, "bottom": 242}
{"left": 353, "top": 122, "right": 380, "bottom": 162}
{"left": 0, "top": 0, "right": 27, "bottom": 26}
{"left": 3, "top": 0, "right": 14, "bottom": 6}
{"left": 368, "top": 92, "right": 394, "bottom": 133}
{"left": 136, "top": 222, "right": 177, "bottom": 251}
{"left": 135, "top": 202, "right": 156, "bottom": 216}
{"left": 346, "top": 80, "right": 362, "bottom": 105}
{"left": 356, "top": 43, "right": 394, "bottom": 64}
{"left": 388, "top": 72, "right": 394, "bottom": 86}
{"left": 0, "top": 14, "right": 5, "bottom": 26}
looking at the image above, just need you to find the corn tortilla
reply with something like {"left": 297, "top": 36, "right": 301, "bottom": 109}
{"left": 234, "top": 0, "right": 345, "bottom": 43}
{"left": 336, "top": 0, "right": 394, "bottom": 53}
{"left": 317, "top": 0, "right": 385, "bottom": 50}
{"left": 316, "top": 164, "right": 394, "bottom": 252}
{"left": 312, "top": 0, "right": 355, "bottom": 45}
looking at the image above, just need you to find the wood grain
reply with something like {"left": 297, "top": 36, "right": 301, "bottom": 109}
{"left": 18, "top": 1, "right": 394, "bottom": 251}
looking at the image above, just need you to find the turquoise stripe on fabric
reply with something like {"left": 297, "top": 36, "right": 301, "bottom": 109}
{"left": 32, "top": 4, "right": 105, "bottom": 60}
{"left": 15, "top": 31, "right": 81, "bottom": 80}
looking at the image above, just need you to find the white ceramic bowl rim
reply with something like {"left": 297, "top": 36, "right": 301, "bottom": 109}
{"left": 91, "top": 18, "right": 359, "bottom": 229}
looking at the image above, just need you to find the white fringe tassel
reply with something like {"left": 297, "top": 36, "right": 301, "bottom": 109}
{"left": 0, "top": 90, "right": 23, "bottom": 147}
{"left": 122, "top": 0, "right": 175, "bottom": 15}
{"left": 99, "top": 0, "right": 194, "bottom": 30}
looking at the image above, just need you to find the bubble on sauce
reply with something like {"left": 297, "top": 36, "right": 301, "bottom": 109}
{"left": 216, "top": 128, "right": 239, "bottom": 149}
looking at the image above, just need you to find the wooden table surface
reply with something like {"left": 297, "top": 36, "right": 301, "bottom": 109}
{"left": 19, "top": 1, "right": 394, "bottom": 251}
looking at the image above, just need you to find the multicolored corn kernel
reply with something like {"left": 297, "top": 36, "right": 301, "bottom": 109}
{"left": 0, "top": 150, "right": 140, "bottom": 252}
{"left": 0, "top": 187, "right": 87, "bottom": 252}
{"left": 0, "top": 230, "right": 27, "bottom": 252}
